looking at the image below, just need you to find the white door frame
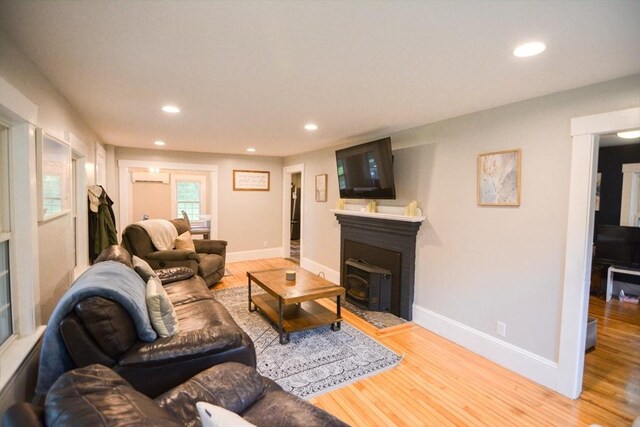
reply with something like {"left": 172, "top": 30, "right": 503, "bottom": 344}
{"left": 282, "top": 164, "right": 304, "bottom": 259}
{"left": 558, "top": 107, "right": 640, "bottom": 398}
{"left": 118, "top": 160, "right": 219, "bottom": 239}
{"left": 71, "top": 149, "right": 89, "bottom": 278}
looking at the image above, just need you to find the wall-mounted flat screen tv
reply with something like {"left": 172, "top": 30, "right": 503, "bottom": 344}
{"left": 335, "top": 137, "right": 396, "bottom": 199}
{"left": 595, "top": 225, "right": 640, "bottom": 268}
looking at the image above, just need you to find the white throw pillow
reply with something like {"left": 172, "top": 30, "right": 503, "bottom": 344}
{"left": 146, "top": 276, "right": 179, "bottom": 337}
{"left": 196, "top": 402, "right": 256, "bottom": 427}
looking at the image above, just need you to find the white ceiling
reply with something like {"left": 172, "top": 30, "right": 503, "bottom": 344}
{"left": 1, "top": 0, "right": 639, "bottom": 157}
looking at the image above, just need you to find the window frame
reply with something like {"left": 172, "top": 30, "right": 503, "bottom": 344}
{"left": 36, "top": 129, "right": 71, "bottom": 222}
{"left": 0, "top": 124, "right": 14, "bottom": 351}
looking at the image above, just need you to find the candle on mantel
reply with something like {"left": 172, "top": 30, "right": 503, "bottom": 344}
{"left": 406, "top": 201, "right": 418, "bottom": 216}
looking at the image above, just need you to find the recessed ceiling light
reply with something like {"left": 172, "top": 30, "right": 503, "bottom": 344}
{"left": 161, "top": 105, "right": 180, "bottom": 113}
{"left": 154, "top": 140, "right": 166, "bottom": 146}
{"left": 513, "top": 42, "right": 546, "bottom": 58}
{"left": 617, "top": 130, "right": 640, "bottom": 139}
{"left": 304, "top": 123, "right": 318, "bottom": 131}
{"left": 246, "top": 147, "right": 256, "bottom": 153}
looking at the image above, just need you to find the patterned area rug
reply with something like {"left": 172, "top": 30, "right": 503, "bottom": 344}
{"left": 212, "top": 286, "right": 402, "bottom": 399}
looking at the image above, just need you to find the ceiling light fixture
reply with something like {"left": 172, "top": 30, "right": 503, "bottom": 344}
{"left": 148, "top": 167, "right": 160, "bottom": 173}
{"left": 161, "top": 105, "right": 181, "bottom": 113}
{"left": 617, "top": 130, "right": 640, "bottom": 139}
{"left": 513, "top": 42, "right": 546, "bottom": 58}
{"left": 304, "top": 123, "right": 318, "bottom": 131}
{"left": 246, "top": 148, "right": 256, "bottom": 153}
{"left": 154, "top": 140, "right": 166, "bottom": 146}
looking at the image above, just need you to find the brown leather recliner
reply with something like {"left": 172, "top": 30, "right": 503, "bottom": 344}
{"left": 121, "top": 218, "right": 227, "bottom": 286}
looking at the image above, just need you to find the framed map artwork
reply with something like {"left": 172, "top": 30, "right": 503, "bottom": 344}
{"left": 477, "top": 149, "right": 521, "bottom": 206}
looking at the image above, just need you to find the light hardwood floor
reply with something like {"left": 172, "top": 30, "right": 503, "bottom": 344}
{"left": 219, "top": 258, "right": 640, "bottom": 426}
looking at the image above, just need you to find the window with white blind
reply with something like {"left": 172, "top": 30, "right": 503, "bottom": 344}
{"left": 0, "top": 124, "right": 12, "bottom": 348}
{"left": 171, "top": 175, "right": 206, "bottom": 225}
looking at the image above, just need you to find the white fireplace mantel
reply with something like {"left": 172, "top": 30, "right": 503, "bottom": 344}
{"left": 330, "top": 203, "right": 425, "bottom": 223}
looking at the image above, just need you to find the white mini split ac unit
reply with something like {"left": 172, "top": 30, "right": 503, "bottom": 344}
{"left": 131, "top": 171, "right": 170, "bottom": 184}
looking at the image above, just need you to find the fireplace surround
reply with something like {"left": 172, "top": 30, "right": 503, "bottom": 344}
{"left": 333, "top": 210, "right": 423, "bottom": 320}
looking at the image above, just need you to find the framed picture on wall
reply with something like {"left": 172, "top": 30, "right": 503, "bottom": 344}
{"left": 315, "top": 174, "right": 327, "bottom": 202}
{"left": 477, "top": 148, "right": 521, "bottom": 206}
{"left": 233, "top": 170, "right": 270, "bottom": 191}
{"left": 36, "top": 129, "right": 72, "bottom": 221}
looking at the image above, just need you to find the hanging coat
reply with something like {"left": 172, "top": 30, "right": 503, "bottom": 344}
{"left": 88, "top": 185, "right": 118, "bottom": 262}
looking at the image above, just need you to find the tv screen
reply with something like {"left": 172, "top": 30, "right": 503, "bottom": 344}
{"left": 595, "top": 225, "right": 640, "bottom": 268}
{"left": 335, "top": 137, "right": 396, "bottom": 199}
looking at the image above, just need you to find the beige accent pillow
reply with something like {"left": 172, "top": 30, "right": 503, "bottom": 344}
{"left": 146, "top": 276, "right": 179, "bottom": 337}
{"left": 174, "top": 231, "right": 196, "bottom": 252}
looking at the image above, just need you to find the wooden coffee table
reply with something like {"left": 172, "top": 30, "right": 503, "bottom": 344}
{"left": 247, "top": 267, "right": 345, "bottom": 344}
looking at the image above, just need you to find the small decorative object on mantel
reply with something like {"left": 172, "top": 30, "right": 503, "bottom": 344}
{"left": 315, "top": 174, "right": 327, "bottom": 202}
{"left": 477, "top": 149, "right": 521, "bottom": 206}
{"left": 285, "top": 270, "right": 296, "bottom": 281}
{"left": 405, "top": 200, "right": 418, "bottom": 216}
{"left": 335, "top": 199, "right": 345, "bottom": 210}
{"left": 233, "top": 170, "right": 270, "bottom": 191}
{"left": 365, "top": 200, "right": 377, "bottom": 213}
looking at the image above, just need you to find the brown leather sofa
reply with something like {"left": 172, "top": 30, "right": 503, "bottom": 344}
{"left": 3, "top": 363, "right": 349, "bottom": 427}
{"left": 121, "top": 218, "right": 227, "bottom": 286}
{"left": 56, "top": 246, "right": 255, "bottom": 397}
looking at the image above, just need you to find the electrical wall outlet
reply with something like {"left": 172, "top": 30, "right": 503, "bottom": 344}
{"left": 263, "top": 241, "right": 268, "bottom": 248}
{"left": 496, "top": 321, "right": 507, "bottom": 337}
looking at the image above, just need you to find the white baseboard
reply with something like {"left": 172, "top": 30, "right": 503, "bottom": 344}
{"left": 412, "top": 304, "right": 561, "bottom": 393}
{"left": 226, "top": 247, "right": 284, "bottom": 263}
{"left": 300, "top": 257, "right": 340, "bottom": 285}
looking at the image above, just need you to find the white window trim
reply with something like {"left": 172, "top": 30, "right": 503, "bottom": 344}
{"left": 171, "top": 174, "right": 207, "bottom": 225}
{"left": 0, "top": 77, "right": 43, "bottom": 392}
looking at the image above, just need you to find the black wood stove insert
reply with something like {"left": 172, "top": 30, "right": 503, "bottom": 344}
{"left": 334, "top": 213, "right": 423, "bottom": 320}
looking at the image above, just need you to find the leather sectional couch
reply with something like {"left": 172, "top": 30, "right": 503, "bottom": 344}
{"left": 54, "top": 245, "right": 255, "bottom": 397}
{"left": 3, "top": 363, "right": 349, "bottom": 427}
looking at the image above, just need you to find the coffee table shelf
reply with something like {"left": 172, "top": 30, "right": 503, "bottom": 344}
{"left": 251, "top": 294, "right": 342, "bottom": 333}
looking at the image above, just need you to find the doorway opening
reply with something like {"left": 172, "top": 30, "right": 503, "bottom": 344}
{"left": 282, "top": 164, "right": 304, "bottom": 264}
{"left": 289, "top": 172, "right": 301, "bottom": 264}
{"left": 583, "top": 134, "right": 639, "bottom": 417}
{"left": 558, "top": 107, "right": 640, "bottom": 401}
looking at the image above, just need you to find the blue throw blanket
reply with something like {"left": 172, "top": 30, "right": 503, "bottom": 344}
{"left": 35, "top": 261, "right": 157, "bottom": 395}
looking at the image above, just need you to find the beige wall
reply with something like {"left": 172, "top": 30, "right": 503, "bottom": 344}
{"left": 286, "top": 74, "right": 640, "bottom": 362}
{"left": 132, "top": 181, "right": 172, "bottom": 221}
{"left": 112, "top": 147, "right": 283, "bottom": 253}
